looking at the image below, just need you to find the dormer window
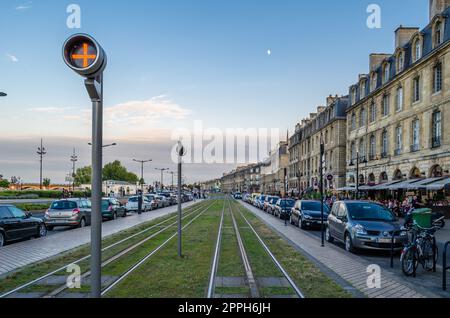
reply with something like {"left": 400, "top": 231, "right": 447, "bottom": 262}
{"left": 396, "top": 51, "right": 405, "bottom": 73}
{"left": 351, "top": 87, "right": 357, "bottom": 105}
{"left": 413, "top": 37, "right": 422, "bottom": 62}
{"left": 383, "top": 63, "right": 390, "bottom": 84}
{"left": 434, "top": 19, "right": 443, "bottom": 48}
{"left": 360, "top": 80, "right": 366, "bottom": 99}
{"left": 370, "top": 73, "right": 377, "bottom": 92}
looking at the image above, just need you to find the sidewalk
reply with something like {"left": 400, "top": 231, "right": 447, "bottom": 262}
{"left": 0, "top": 201, "right": 200, "bottom": 277}
{"left": 239, "top": 202, "right": 445, "bottom": 298}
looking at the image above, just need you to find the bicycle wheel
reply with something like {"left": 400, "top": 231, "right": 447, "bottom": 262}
{"left": 423, "top": 241, "right": 438, "bottom": 272}
{"left": 401, "top": 247, "right": 418, "bottom": 276}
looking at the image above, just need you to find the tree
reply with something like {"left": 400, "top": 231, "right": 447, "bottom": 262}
{"left": 102, "top": 161, "right": 138, "bottom": 184}
{"left": 0, "top": 179, "right": 10, "bottom": 188}
{"left": 43, "top": 178, "right": 51, "bottom": 187}
{"left": 74, "top": 166, "right": 92, "bottom": 186}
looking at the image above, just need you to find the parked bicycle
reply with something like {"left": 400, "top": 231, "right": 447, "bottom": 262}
{"left": 400, "top": 217, "right": 444, "bottom": 276}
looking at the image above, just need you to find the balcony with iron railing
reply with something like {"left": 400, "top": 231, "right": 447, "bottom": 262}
{"left": 394, "top": 148, "right": 402, "bottom": 156}
{"left": 381, "top": 152, "right": 388, "bottom": 159}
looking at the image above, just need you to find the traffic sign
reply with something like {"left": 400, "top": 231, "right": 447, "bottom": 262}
{"left": 63, "top": 34, "right": 106, "bottom": 77}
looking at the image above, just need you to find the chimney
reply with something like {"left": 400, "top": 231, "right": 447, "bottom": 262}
{"left": 369, "top": 53, "right": 391, "bottom": 72}
{"left": 430, "top": 0, "right": 450, "bottom": 21}
{"left": 326, "top": 94, "right": 338, "bottom": 106}
{"left": 317, "top": 106, "right": 326, "bottom": 113}
{"left": 395, "top": 26, "right": 419, "bottom": 49}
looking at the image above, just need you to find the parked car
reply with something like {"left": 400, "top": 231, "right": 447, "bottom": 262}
{"left": 326, "top": 201, "right": 408, "bottom": 253}
{"left": 155, "top": 195, "right": 169, "bottom": 208}
{"left": 45, "top": 199, "right": 92, "bottom": 231}
{"left": 290, "top": 200, "right": 330, "bottom": 230}
{"left": 144, "top": 194, "right": 158, "bottom": 210}
{"left": 273, "top": 199, "right": 296, "bottom": 220}
{"left": 256, "top": 195, "right": 266, "bottom": 209}
{"left": 233, "top": 192, "right": 243, "bottom": 200}
{"left": 125, "top": 196, "right": 152, "bottom": 212}
{"left": 0, "top": 205, "right": 47, "bottom": 247}
{"left": 264, "top": 196, "right": 280, "bottom": 213}
{"left": 102, "top": 198, "right": 127, "bottom": 221}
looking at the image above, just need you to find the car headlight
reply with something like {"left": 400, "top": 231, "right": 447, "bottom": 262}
{"left": 303, "top": 214, "right": 312, "bottom": 220}
{"left": 354, "top": 224, "right": 367, "bottom": 235}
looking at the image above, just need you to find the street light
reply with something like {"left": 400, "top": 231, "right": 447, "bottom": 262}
{"left": 88, "top": 142, "right": 117, "bottom": 148}
{"left": 133, "top": 159, "right": 152, "bottom": 214}
{"left": 155, "top": 168, "right": 169, "bottom": 190}
{"left": 166, "top": 171, "right": 175, "bottom": 190}
{"left": 37, "top": 139, "right": 47, "bottom": 190}
{"left": 63, "top": 33, "right": 107, "bottom": 299}
{"left": 0, "top": 92, "right": 6, "bottom": 97}
{"left": 70, "top": 148, "right": 78, "bottom": 192}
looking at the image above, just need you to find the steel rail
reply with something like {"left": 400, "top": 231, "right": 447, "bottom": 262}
{"left": 206, "top": 200, "right": 226, "bottom": 298}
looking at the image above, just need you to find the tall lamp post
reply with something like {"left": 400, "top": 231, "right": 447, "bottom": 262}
{"left": 37, "top": 139, "right": 47, "bottom": 190}
{"left": 155, "top": 168, "right": 169, "bottom": 191}
{"left": 63, "top": 33, "right": 107, "bottom": 298}
{"left": 166, "top": 171, "right": 175, "bottom": 190}
{"left": 320, "top": 136, "right": 325, "bottom": 247}
{"left": 176, "top": 141, "right": 186, "bottom": 257}
{"left": 133, "top": 159, "right": 152, "bottom": 214}
{"left": 70, "top": 148, "right": 78, "bottom": 192}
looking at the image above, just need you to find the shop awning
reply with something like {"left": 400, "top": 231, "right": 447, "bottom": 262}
{"left": 369, "top": 180, "right": 403, "bottom": 190}
{"left": 336, "top": 186, "right": 356, "bottom": 192}
{"left": 359, "top": 185, "right": 376, "bottom": 191}
{"left": 385, "top": 179, "right": 423, "bottom": 190}
{"left": 424, "top": 178, "right": 450, "bottom": 191}
{"left": 404, "top": 178, "right": 444, "bottom": 190}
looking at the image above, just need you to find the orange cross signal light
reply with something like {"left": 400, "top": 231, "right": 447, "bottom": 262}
{"left": 71, "top": 43, "right": 97, "bottom": 68}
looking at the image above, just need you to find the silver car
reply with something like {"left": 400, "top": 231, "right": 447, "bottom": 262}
{"left": 326, "top": 201, "right": 408, "bottom": 253}
{"left": 45, "top": 199, "right": 92, "bottom": 231}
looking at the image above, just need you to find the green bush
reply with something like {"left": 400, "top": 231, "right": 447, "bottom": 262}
{"left": 15, "top": 203, "right": 50, "bottom": 212}
{"left": 0, "top": 190, "right": 91, "bottom": 199}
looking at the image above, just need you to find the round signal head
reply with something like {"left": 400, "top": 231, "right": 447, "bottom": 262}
{"left": 63, "top": 34, "right": 106, "bottom": 77}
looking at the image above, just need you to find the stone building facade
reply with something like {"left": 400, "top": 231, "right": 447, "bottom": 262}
{"left": 288, "top": 96, "right": 349, "bottom": 194}
{"left": 346, "top": 2, "right": 450, "bottom": 187}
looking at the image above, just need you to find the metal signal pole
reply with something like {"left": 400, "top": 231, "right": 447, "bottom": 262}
{"left": 70, "top": 148, "right": 78, "bottom": 192}
{"left": 133, "top": 159, "right": 152, "bottom": 214}
{"left": 37, "top": 139, "right": 47, "bottom": 190}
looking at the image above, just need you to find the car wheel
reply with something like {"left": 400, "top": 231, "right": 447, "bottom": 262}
{"left": 345, "top": 233, "right": 355, "bottom": 253}
{"left": 0, "top": 232, "right": 5, "bottom": 247}
{"left": 325, "top": 226, "right": 334, "bottom": 243}
{"left": 299, "top": 216, "right": 307, "bottom": 230}
{"left": 36, "top": 224, "right": 47, "bottom": 238}
{"left": 79, "top": 218, "right": 86, "bottom": 228}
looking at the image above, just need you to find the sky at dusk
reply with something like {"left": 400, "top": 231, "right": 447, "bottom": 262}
{"left": 0, "top": 0, "right": 429, "bottom": 184}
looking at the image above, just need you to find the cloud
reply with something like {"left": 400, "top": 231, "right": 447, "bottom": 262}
{"left": 6, "top": 53, "right": 18, "bottom": 63}
{"left": 28, "top": 107, "right": 76, "bottom": 114}
{"left": 16, "top": 1, "right": 32, "bottom": 10}
{"left": 104, "top": 96, "right": 192, "bottom": 126}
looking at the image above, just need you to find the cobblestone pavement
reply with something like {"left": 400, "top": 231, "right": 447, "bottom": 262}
{"left": 239, "top": 201, "right": 449, "bottom": 298}
{"left": 0, "top": 201, "right": 200, "bottom": 277}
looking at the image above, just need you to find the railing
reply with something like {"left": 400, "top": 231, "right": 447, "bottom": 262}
{"left": 381, "top": 152, "right": 388, "bottom": 159}
{"left": 444, "top": 241, "right": 450, "bottom": 291}
{"left": 394, "top": 149, "right": 402, "bottom": 156}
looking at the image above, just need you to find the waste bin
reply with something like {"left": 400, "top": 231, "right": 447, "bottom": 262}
{"left": 412, "top": 208, "right": 433, "bottom": 228}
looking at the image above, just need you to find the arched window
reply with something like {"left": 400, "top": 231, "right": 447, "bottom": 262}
{"left": 359, "top": 138, "right": 366, "bottom": 161}
{"left": 395, "top": 126, "right": 403, "bottom": 156}
{"left": 430, "top": 165, "right": 443, "bottom": 178}
{"left": 434, "top": 20, "right": 443, "bottom": 48}
{"left": 413, "top": 37, "right": 422, "bottom": 62}
{"left": 396, "top": 86, "right": 403, "bottom": 112}
{"left": 370, "top": 73, "right": 377, "bottom": 92}
{"left": 369, "top": 101, "right": 376, "bottom": 123}
{"left": 351, "top": 87, "right": 357, "bottom": 105}
{"left": 432, "top": 110, "right": 442, "bottom": 148}
{"left": 393, "top": 169, "right": 403, "bottom": 181}
{"left": 360, "top": 80, "right": 366, "bottom": 99}
{"left": 380, "top": 172, "right": 389, "bottom": 184}
{"left": 360, "top": 108, "right": 366, "bottom": 127}
{"left": 410, "top": 167, "right": 422, "bottom": 179}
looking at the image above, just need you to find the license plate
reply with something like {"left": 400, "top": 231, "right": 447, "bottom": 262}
{"left": 377, "top": 238, "right": 392, "bottom": 243}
